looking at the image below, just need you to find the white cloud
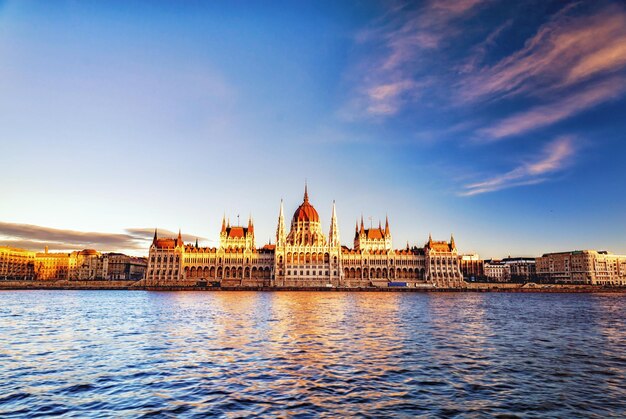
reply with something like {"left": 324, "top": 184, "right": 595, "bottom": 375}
{"left": 478, "top": 77, "right": 626, "bottom": 140}
{"left": 459, "top": 4, "right": 626, "bottom": 103}
{"left": 460, "top": 136, "right": 575, "bottom": 196}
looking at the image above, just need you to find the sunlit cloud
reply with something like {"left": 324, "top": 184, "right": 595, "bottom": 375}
{"left": 479, "top": 77, "right": 626, "bottom": 140}
{"left": 0, "top": 222, "right": 208, "bottom": 253}
{"left": 459, "top": 4, "right": 626, "bottom": 103}
{"left": 460, "top": 136, "right": 576, "bottom": 196}
{"left": 341, "top": 0, "right": 487, "bottom": 120}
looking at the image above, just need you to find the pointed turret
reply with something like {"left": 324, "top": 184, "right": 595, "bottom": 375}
{"left": 221, "top": 214, "right": 226, "bottom": 233}
{"left": 385, "top": 215, "right": 390, "bottom": 237}
{"left": 195, "top": 237, "right": 199, "bottom": 249}
{"left": 276, "top": 199, "right": 286, "bottom": 247}
{"left": 450, "top": 233, "right": 456, "bottom": 249}
{"left": 176, "top": 229, "right": 183, "bottom": 247}
{"left": 360, "top": 215, "right": 365, "bottom": 234}
{"left": 329, "top": 200, "right": 340, "bottom": 247}
{"left": 428, "top": 233, "right": 433, "bottom": 247}
{"left": 152, "top": 228, "right": 158, "bottom": 245}
{"left": 248, "top": 214, "right": 254, "bottom": 233}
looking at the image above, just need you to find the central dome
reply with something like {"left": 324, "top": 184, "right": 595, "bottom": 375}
{"left": 292, "top": 185, "right": 319, "bottom": 223}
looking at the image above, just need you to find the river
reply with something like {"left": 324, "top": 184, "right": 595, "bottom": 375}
{"left": 1, "top": 291, "right": 625, "bottom": 417}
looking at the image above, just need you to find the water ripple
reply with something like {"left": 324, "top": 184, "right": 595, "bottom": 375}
{"left": 1, "top": 291, "right": 626, "bottom": 416}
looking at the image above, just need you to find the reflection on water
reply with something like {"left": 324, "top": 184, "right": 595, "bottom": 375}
{"left": 1, "top": 291, "right": 625, "bottom": 416}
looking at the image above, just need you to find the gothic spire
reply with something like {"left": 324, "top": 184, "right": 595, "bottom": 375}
{"left": 152, "top": 228, "right": 157, "bottom": 245}
{"left": 303, "top": 180, "right": 309, "bottom": 202}
{"left": 221, "top": 214, "right": 226, "bottom": 233}
{"left": 276, "top": 199, "right": 286, "bottom": 247}
{"left": 329, "top": 200, "right": 340, "bottom": 247}
{"left": 385, "top": 215, "right": 390, "bottom": 236}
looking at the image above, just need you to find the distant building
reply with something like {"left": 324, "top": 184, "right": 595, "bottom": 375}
{"left": 502, "top": 257, "right": 536, "bottom": 282}
{"left": 35, "top": 247, "right": 71, "bottom": 280}
{"left": 0, "top": 246, "right": 35, "bottom": 280}
{"left": 145, "top": 186, "right": 464, "bottom": 288}
{"left": 536, "top": 250, "right": 626, "bottom": 285}
{"left": 483, "top": 259, "right": 510, "bottom": 282}
{"left": 107, "top": 253, "right": 148, "bottom": 280}
{"left": 0, "top": 245, "right": 145, "bottom": 281}
{"left": 459, "top": 253, "right": 483, "bottom": 281}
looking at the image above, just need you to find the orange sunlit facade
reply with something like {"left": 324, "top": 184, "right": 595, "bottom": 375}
{"left": 144, "top": 187, "right": 464, "bottom": 288}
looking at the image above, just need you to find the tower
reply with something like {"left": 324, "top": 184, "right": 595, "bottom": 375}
{"left": 329, "top": 200, "right": 340, "bottom": 248}
{"left": 276, "top": 199, "right": 286, "bottom": 247}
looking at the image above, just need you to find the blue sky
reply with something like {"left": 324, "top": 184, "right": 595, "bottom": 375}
{"left": 1, "top": 0, "right": 625, "bottom": 258}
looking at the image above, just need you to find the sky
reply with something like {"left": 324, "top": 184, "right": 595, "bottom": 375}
{"left": 1, "top": 0, "right": 625, "bottom": 258}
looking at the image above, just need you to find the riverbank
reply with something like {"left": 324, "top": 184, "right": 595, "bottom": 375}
{"left": 1, "top": 280, "right": 625, "bottom": 292}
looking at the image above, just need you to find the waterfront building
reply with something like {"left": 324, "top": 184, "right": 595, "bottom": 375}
{"left": 35, "top": 247, "right": 71, "bottom": 280}
{"left": 459, "top": 253, "right": 484, "bottom": 281}
{"left": 483, "top": 259, "right": 510, "bottom": 282}
{"left": 0, "top": 246, "right": 36, "bottom": 280}
{"left": 502, "top": 257, "right": 536, "bottom": 282}
{"left": 107, "top": 253, "right": 148, "bottom": 280}
{"left": 536, "top": 250, "right": 626, "bottom": 285}
{"left": 144, "top": 186, "right": 464, "bottom": 288}
{"left": 0, "top": 245, "right": 146, "bottom": 281}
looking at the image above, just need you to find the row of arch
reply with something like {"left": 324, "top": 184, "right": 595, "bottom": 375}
{"left": 343, "top": 267, "right": 426, "bottom": 280}
{"left": 184, "top": 266, "right": 272, "bottom": 279}
{"left": 284, "top": 252, "right": 333, "bottom": 264}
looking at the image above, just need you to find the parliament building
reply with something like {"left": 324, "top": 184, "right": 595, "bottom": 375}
{"left": 144, "top": 186, "right": 464, "bottom": 288}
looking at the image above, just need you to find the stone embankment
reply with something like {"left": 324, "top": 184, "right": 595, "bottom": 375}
{"left": 0, "top": 280, "right": 625, "bottom": 292}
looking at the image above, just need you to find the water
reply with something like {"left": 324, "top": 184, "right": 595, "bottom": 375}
{"left": 0, "top": 291, "right": 625, "bottom": 417}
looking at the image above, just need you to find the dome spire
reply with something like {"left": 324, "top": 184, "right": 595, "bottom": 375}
{"left": 303, "top": 180, "right": 309, "bottom": 202}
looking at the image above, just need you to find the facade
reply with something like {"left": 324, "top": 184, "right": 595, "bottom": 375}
{"left": 459, "top": 253, "right": 484, "bottom": 281}
{"left": 107, "top": 253, "right": 149, "bottom": 280}
{"left": 502, "top": 257, "right": 536, "bottom": 282}
{"left": 536, "top": 250, "right": 626, "bottom": 285}
{"left": 0, "top": 246, "right": 36, "bottom": 280}
{"left": 34, "top": 247, "right": 72, "bottom": 280}
{"left": 483, "top": 259, "right": 510, "bottom": 282}
{"left": 144, "top": 186, "right": 464, "bottom": 288}
{"left": 0, "top": 245, "right": 146, "bottom": 281}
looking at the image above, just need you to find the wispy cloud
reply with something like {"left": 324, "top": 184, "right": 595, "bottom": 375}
{"left": 479, "top": 77, "right": 626, "bottom": 140}
{"left": 341, "top": 0, "right": 487, "bottom": 120}
{"left": 0, "top": 222, "right": 208, "bottom": 253}
{"left": 460, "top": 4, "right": 626, "bottom": 103}
{"left": 460, "top": 136, "right": 576, "bottom": 196}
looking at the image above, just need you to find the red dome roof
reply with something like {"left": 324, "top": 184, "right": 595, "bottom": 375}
{"left": 292, "top": 185, "right": 320, "bottom": 223}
